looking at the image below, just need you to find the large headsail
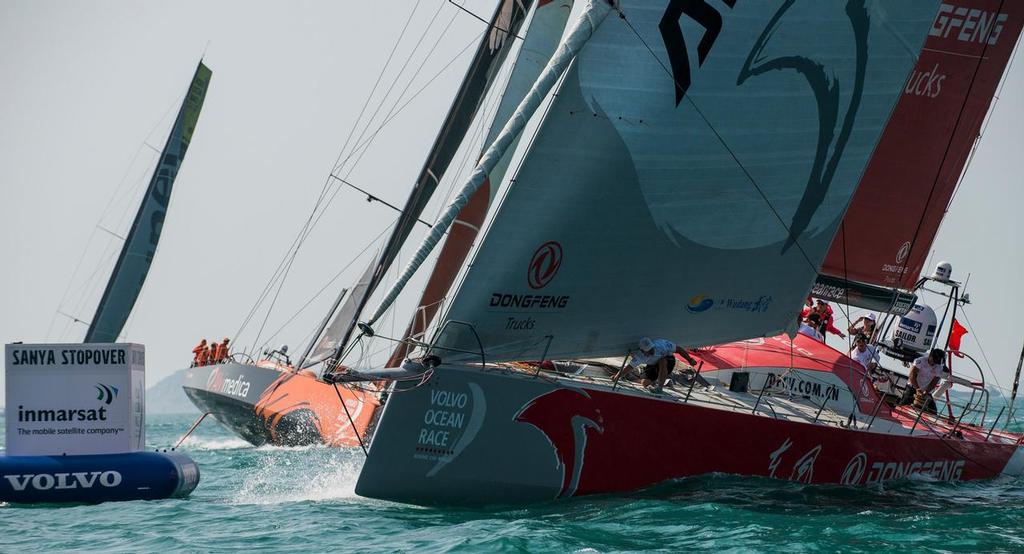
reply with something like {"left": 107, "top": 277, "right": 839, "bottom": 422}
{"left": 305, "top": 1, "right": 536, "bottom": 366}
{"left": 430, "top": 0, "right": 941, "bottom": 362}
{"left": 84, "top": 62, "right": 212, "bottom": 343}
{"left": 820, "top": 1, "right": 1023, "bottom": 293}
{"left": 386, "top": 0, "right": 576, "bottom": 367}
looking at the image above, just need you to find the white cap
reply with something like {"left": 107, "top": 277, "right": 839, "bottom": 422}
{"left": 638, "top": 337, "right": 654, "bottom": 352}
{"left": 866, "top": 313, "right": 876, "bottom": 321}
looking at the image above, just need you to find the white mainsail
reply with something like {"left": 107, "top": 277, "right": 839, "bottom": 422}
{"left": 426, "top": 0, "right": 942, "bottom": 361}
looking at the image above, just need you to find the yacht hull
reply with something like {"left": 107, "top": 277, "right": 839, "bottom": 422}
{"left": 182, "top": 362, "right": 378, "bottom": 447}
{"left": 355, "top": 364, "right": 1024, "bottom": 505}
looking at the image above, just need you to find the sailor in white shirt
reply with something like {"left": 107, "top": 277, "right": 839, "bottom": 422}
{"left": 615, "top": 337, "right": 694, "bottom": 393}
{"left": 849, "top": 334, "right": 879, "bottom": 371}
{"left": 905, "top": 348, "right": 949, "bottom": 413}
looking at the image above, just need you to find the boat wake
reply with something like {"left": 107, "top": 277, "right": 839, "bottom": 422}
{"left": 180, "top": 436, "right": 253, "bottom": 451}
{"left": 229, "top": 448, "right": 366, "bottom": 505}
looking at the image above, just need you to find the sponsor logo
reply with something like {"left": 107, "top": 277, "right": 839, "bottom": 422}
{"left": 686, "top": 295, "right": 715, "bottom": 313}
{"left": 791, "top": 445, "right": 822, "bottom": 483}
{"left": 415, "top": 384, "right": 487, "bottom": 478}
{"left": 768, "top": 438, "right": 793, "bottom": 478}
{"left": 899, "top": 317, "right": 922, "bottom": 334}
{"left": 841, "top": 453, "right": 868, "bottom": 485}
{"left": 95, "top": 383, "right": 118, "bottom": 405}
{"left": 489, "top": 293, "right": 569, "bottom": 309}
{"left": 17, "top": 404, "right": 108, "bottom": 423}
{"left": 905, "top": 63, "right": 946, "bottom": 98}
{"left": 768, "top": 438, "right": 822, "bottom": 483}
{"left": 9, "top": 347, "right": 127, "bottom": 366}
{"left": 515, "top": 388, "right": 604, "bottom": 499}
{"left": 221, "top": 374, "right": 251, "bottom": 398}
{"left": 930, "top": 3, "right": 1008, "bottom": 45}
{"left": 896, "top": 241, "right": 911, "bottom": 264}
{"left": 527, "top": 241, "right": 563, "bottom": 290}
{"left": 205, "top": 368, "right": 251, "bottom": 398}
{"left": 765, "top": 374, "right": 841, "bottom": 402}
{"left": 686, "top": 294, "right": 773, "bottom": 314}
{"left": 4, "top": 471, "right": 122, "bottom": 491}
{"left": 839, "top": 454, "right": 965, "bottom": 485}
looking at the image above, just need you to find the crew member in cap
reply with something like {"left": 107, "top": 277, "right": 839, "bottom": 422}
{"left": 849, "top": 312, "right": 878, "bottom": 342}
{"left": 615, "top": 337, "right": 696, "bottom": 393}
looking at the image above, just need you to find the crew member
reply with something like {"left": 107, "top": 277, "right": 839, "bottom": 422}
{"left": 799, "top": 314, "right": 824, "bottom": 341}
{"left": 903, "top": 348, "right": 949, "bottom": 414}
{"left": 849, "top": 313, "right": 878, "bottom": 342}
{"left": 614, "top": 337, "right": 693, "bottom": 393}
{"left": 192, "top": 339, "right": 208, "bottom": 367}
{"left": 216, "top": 338, "right": 231, "bottom": 364}
{"left": 849, "top": 334, "right": 879, "bottom": 371}
{"left": 813, "top": 299, "right": 845, "bottom": 339}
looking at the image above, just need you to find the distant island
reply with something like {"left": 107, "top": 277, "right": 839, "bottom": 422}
{"left": 146, "top": 368, "right": 199, "bottom": 414}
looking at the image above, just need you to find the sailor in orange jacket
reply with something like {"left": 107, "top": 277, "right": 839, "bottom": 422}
{"left": 197, "top": 339, "right": 212, "bottom": 367}
{"left": 213, "top": 338, "right": 230, "bottom": 364}
{"left": 192, "top": 339, "right": 208, "bottom": 367}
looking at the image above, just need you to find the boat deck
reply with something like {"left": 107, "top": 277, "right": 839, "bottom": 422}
{"left": 495, "top": 361, "right": 1022, "bottom": 448}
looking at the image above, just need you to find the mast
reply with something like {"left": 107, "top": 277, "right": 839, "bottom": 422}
{"left": 305, "top": 0, "right": 537, "bottom": 368}
{"left": 85, "top": 61, "right": 212, "bottom": 343}
{"left": 1010, "top": 339, "right": 1024, "bottom": 423}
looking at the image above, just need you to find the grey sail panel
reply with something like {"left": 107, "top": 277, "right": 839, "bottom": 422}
{"left": 307, "top": 0, "right": 535, "bottom": 364}
{"left": 85, "top": 62, "right": 212, "bottom": 343}
{"left": 435, "top": 0, "right": 941, "bottom": 362}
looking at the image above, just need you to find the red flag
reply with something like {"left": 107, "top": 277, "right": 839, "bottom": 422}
{"left": 949, "top": 318, "right": 968, "bottom": 357}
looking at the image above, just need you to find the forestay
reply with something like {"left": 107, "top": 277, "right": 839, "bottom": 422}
{"left": 820, "top": 0, "right": 1023, "bottom": 291}
{"left": 305, "top": 0, "right": 536, "bottom": 366}
{"left": 435, "top": 0, "right": 941, "bottom": 362}
{"left": 85, "top": 62, "right": 212, "bottom": 343}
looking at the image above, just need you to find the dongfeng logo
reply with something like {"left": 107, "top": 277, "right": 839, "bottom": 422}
{"left": 95, "top": 383, "right": 118, "bottom": 405}
{"left": 896, "top": 241, "right": 911, "bottom": 264}
{"left": 527, "top": 241, "right": 563, "bottom": 290}
{"left": 841, "top": 453, "right": 868, "bottom": 485}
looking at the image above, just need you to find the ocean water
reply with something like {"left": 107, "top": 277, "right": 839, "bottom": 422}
{"left": 3, "top": 412, "right": 1024, "bottom": 553}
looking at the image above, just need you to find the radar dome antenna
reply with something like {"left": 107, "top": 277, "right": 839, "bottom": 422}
{"left": 931, "top": 261, "right": 953, "bottom": 282}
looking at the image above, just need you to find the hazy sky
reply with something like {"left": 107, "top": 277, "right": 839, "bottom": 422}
{"left": 1, "top": 1, "right": 1022, "bottom": 396}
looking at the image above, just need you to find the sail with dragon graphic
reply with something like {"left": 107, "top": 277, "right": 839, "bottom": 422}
{"left": 414, "top": 0, "right": 945, "bottom": 362}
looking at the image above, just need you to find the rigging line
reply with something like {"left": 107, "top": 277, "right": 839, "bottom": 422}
{"left": 342, "top": 7, "right": 461, "bottom": 179}
{"left": 287, "top": 30, "right": 486, "bottom": 260}
{"left": 328, "top": 174, "right": 433, "bottom": 227}
{"left": 958, "top": 307, "right": 1005, "bottom": 393}
{"left": 330, "top": 30, "right": 486, "bottom": 187}
{"left": 237, "top": 1, "right": 432, "bottom": 342}
{"left": 336, "top": 1, "right": 449, "bottom": 177}
{"left": 892, "top": 0, "right": 1007, "bottom": 287}
{"left": 257, "top": 225, "right": 392, "bottom": 351}
{"left": 333, "top": 0, "right": 424, "bottom": 174}
{"left": 241, "top": 25, "right": 485, "bottom": 343}
{"left": 949, "top": 30, "right": 1022, "bottom": 207}
{"left": 617, "top": 12, "right": 820, "bottom": 276}
{"left": 447, "top": 0, "right": 525, "bottom": 41}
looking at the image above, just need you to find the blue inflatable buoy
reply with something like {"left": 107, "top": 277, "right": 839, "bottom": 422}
{"left": 0, "top": 451, "right": 199, "bottom": 504}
